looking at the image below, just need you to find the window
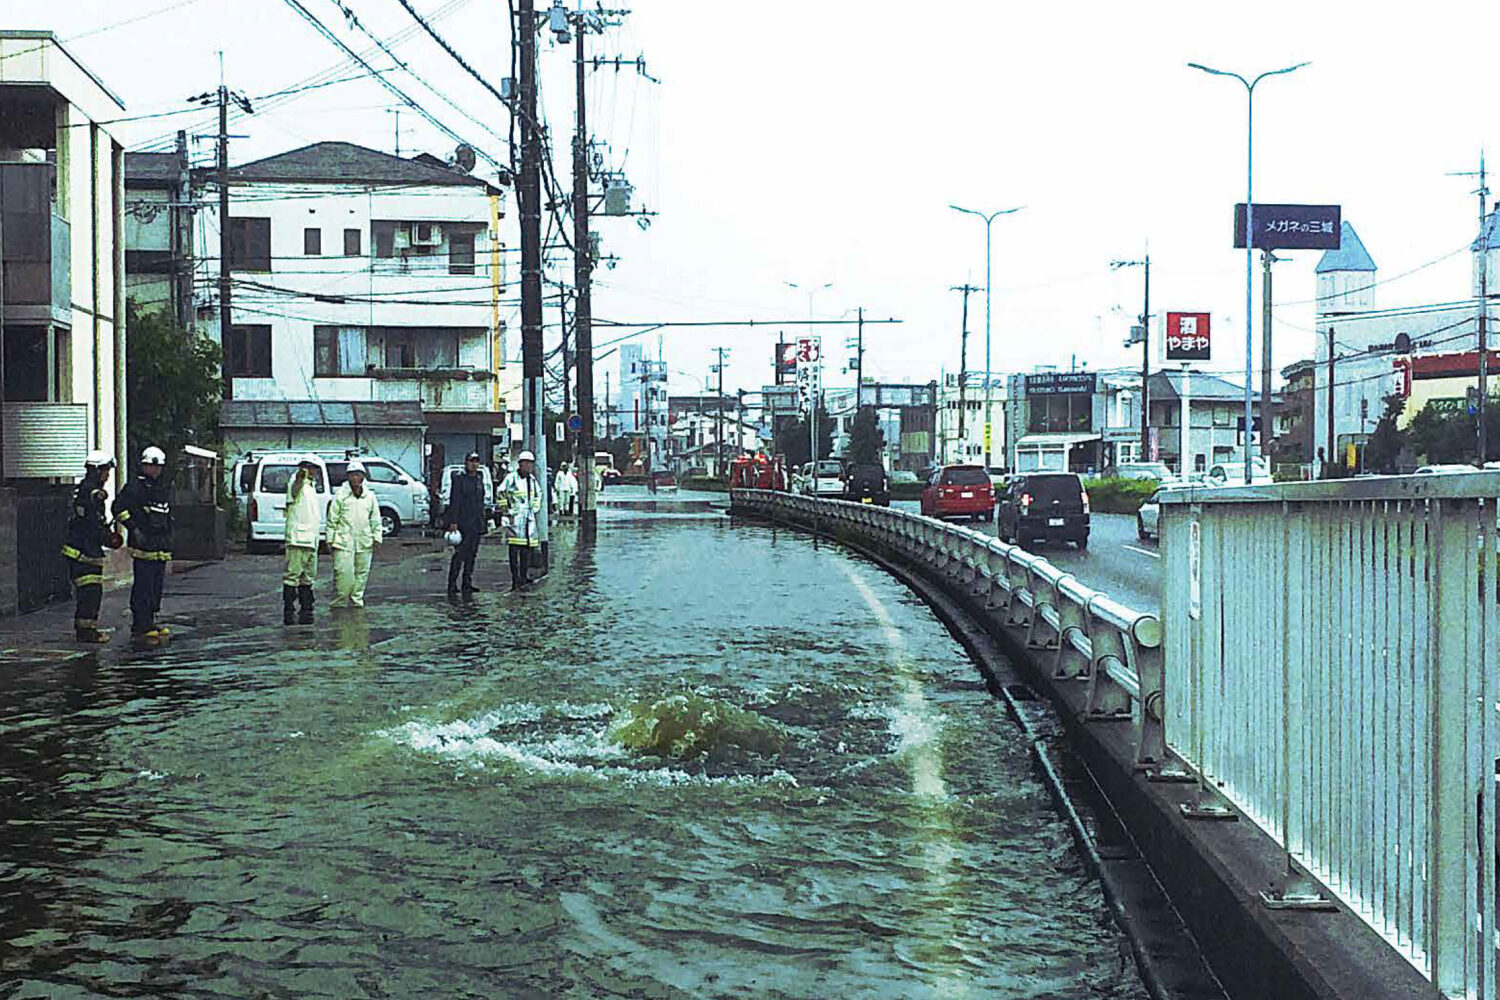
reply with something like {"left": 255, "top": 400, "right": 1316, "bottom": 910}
{"left": 344, "top": 228, "right": 362, "bottom": 256}
{"left": 259, "top": 464, "right": 324, "bottom": 494}
{"left": 372, "top": 220, "right": 397, "bottom": 258}
{"left": 303, "top": 227, "right": 322, "bottom": 255}
{"left": 226, "top": 325, "right": 272, "bottom": 377}
{"left": 383, "top": 330, "right": 415, "bottom": 368}
{"left": 1213, "top": 405, "right": 1233, "bottom": 427}
{"left": 448, "top": 228, "right": 476, "bottom": 275}
{"left": 364, "top": 462, "right": 404, "bottom": 484}
{"left": 228, "top": 217, "right": 271, "bottom": 271}
{"left": 313, "top": 326, "right": 367, "bottom": 376}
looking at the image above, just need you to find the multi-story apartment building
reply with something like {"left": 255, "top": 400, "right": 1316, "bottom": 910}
{"left": 202, "top": 141, "right": 514, "bottom": 481}
{"left": 0, "top": 32, "right": 128, "bottom": 481}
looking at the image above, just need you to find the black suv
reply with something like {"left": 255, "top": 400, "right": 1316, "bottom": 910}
{"left": 843, "top": 462, "right": 890, "bottom": 506}
{"left": 997, "top": 472, "right": 1090, "bottom": 548}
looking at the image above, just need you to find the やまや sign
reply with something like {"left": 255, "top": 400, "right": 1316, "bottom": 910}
{"left": 1165, "top": 313, "right": 1211, "bottom": 362}
{"left": 1233, "top": 204, "right": 1342, "bottom": 250}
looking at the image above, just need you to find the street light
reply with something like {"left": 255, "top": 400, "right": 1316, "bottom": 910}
{"left": 784, "top": 281, "right": 833, "bottom": 338}
{"left": 1188, "top": 59, "right": 1309, "bottom": 482}
{"left": 950, "top": 204, "right": 1023, "bottom": 470}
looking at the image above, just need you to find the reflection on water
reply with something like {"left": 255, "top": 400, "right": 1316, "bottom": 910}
{"left": 0, "top": 507, "right": 1144, "bottom": 998}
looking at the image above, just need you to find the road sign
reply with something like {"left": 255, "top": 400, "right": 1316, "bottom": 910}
{"left": 1233, "top": 203, "right": 1342, "bottom": 250}
{"left": 1165, "top": 312, "right": 1211, "bottom": 362}
{"left": 567, "top": 414, "right": 583, "bottom": 432}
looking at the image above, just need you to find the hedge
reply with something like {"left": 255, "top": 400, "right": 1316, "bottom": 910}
{"left": 1081, "top": 477, "right": 1157, "bottom": 514}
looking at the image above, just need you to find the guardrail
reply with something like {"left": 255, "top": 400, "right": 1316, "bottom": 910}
{"left": 1158, "top": 473, "right": 1500, "bottom": 1000}
{"left": 729, "top": 489, "right": 1166, "bottom": 767}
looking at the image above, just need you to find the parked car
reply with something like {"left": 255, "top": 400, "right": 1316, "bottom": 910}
{"left": 1203, "top": 458, "right": 1272, "bottom": 487}
{"left": 890, "top": 469, "right": 920, "bottom": 486}
{"left": 920, "top": 464, "right": 995, "bottom": 522}
{"left": 322, "top": 454, "right": 429, "bottom": 536}
{"left": 986, "top": 466, "right": 1009, "bottom": 488}
{"left": 1107, "top": 461, "right": 1175, "bottom": 482}
{"left": 843, "top": 462, "right": 890, "bottom": 506}
{"left": 1137, "top": 488, "right": 1161, "bottom": 541}
{"left": 438, "top": 464, "right": 500, "bottom": 528}
{"left": 1415, "top": 463, "right": 1484, "bottom": 474}
{"left": 243, "top": 452, "right": 331, "bottom": 552}
{"left": 997, "top": 472, "right": 1090, "bottom": 548}
{"left": 803, "top": 459, "right": 846, "bottom": 498}
{"left": 650, "top": 470, "right": 678, "bottom": 493}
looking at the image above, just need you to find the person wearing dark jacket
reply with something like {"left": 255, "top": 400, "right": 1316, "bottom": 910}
{"left": 62, "top": 451, "right": 118, "bottom": 643}
{"left": 112, "top": 446, "right": 174, "bottom": 649}
{"left": 446, "top": 451, "right": 487, "bottom": 594}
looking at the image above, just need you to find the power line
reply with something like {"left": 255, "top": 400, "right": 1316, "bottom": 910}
{"left": 390, "top": 0, "right": 510, "bottom": 107}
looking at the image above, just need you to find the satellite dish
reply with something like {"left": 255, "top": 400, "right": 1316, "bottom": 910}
{"left": 452, "top": 144, "right": 476, "bottom": 174}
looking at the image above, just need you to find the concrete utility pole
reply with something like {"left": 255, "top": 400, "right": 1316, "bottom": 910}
{"left": 559, "top": 282, "right": 571, "bottom": 461}
{"left": 217, "top": 78, "right": 232, "bottom": 401}
{"left": 517, "top": 0, "right": 550, "bottom": 560}
{"left": 1477, "top": 155, "right": 1489, "bottom": 466}
{"left": 1326, "top": 325, "right": 1336, "bottom": 476}
{"left": 1111, "top": 252, "right": 1151, "bottom": 460}
{"left": 174, "top": 130, "right": 194, "bottom": 331}
{"left": 713, "top": 346, "right": 727, "bottom": 475}
{"left": 572, "top": 15, "right": 598, "bottom": 536}
{"left": 950, "top": 284, "right": 979, "bottom": 461}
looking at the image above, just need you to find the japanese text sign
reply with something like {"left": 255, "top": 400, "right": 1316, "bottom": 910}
{"left": 1165, "top": 312, "right": 1211, "bottom": 362}
{"left": 1233, "top": 203, "right": 1342, "bottom": 250}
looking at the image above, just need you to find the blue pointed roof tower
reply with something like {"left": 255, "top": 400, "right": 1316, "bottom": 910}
{"left": 1315, "top": 221, "right": 1376, "bottom": 273}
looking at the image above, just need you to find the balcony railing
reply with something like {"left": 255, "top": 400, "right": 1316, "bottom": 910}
{"left": 368, "top": 369, "right": 495, "bottom": 411}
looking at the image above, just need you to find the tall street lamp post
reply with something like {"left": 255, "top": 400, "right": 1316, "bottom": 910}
{"left": 1188, "top": 59, "right": 1309, "bottom": 483}
{"left": 951, "top": 204, "right": 1022, "bottom": 470}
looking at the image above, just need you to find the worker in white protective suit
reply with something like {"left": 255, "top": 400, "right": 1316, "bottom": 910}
{"left": 553, "top": 461, "right": 579, "bottom": 519}
{"left": 327, "top": 460, "right": 383, "bottom": 607}
{"left": 497, "top": 450, "right": 542, "bottom": 590}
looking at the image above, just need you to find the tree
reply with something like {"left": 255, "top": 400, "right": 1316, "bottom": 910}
{"left": 847, "top": 405, "right": 885, "bottom": 463}
{"left": 1404, "top": 392, "right": 1500, "bottom": 466}
{"left": 125, "top": 301, "right": 221, "bottom": 473}
{"left": 1362, "top": 394, "right": 1407, "bottom": 474}
{"left": 773, "top": 403, "right": 833, "bottom": 468}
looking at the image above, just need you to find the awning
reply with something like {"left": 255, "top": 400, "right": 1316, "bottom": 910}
{"left": 1016, "top": 432, "right": 1100, "bottom": 449}
{"left": 219, "top": 400, "right": 425, "bottom": 429}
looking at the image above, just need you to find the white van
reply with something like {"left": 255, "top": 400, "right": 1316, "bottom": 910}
{"left": 245, "top": 453, "right": 332, "bottom": 552}
{"left": 321, "top": 454, "right": 429, "bottom": 536}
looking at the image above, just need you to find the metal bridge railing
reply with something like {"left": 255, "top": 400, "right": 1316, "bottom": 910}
{"left": 729, "top": 490, "right": 1166, "bottom": 768}
{"left": 1158, "top": 473, "right": 1500, "bottom": 1000}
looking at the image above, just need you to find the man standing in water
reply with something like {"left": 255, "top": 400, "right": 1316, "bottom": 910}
{"left": 497, "top": 450, "right": 542, "bottom": 591}
{"left": 112, "top": 446, "right": 174, "bottom": 649}
{"left": 328, "top": 460, "right": 382, "bottom": 608}
{"left": 446, "top": 451, "right": 487, "bottom": 595}
{"left": 62, "top": 451, "right": 117, "bottom": 643}
{"left": 282, "top": 456, "right": 323, "bottom": 625}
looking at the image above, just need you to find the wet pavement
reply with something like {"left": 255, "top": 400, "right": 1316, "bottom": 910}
{"left": 1, "top": 490, "right": 1146, "bottom": 998}
{"left": 892, "top": 504, "right": 1160, "bottom": 613}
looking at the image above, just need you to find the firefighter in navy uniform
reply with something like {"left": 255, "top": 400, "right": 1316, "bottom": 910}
{"left": 62, "top": 451, "right": 118, "bottom": 643}
{"left": 112, "top": 446, "right": 174, "bottom": 649}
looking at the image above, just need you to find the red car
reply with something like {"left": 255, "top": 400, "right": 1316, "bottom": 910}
{"left": 920, "top": 464, "right": 995, "bottom": 522}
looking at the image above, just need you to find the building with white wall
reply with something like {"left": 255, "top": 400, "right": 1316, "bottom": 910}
{"left": 0, "top": 31, "right": 127, "bottom": 483}
{"left": 938, "top": 372, "right": 1006, "bottom": 467}
{"left": 199, "top": 141, "right": 514, "bottom": 482}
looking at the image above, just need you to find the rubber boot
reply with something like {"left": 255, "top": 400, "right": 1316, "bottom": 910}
{"left": 283, "top": 585, "right": 297, "bottom": 626}
{"left": 75, "top": 624, "right": 110, "bottom": 644}
{"left": 297, "top": 585, "right": 315, "bottom": 624}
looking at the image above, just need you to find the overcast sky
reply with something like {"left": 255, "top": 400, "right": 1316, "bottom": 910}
{"left": 10, "top": 0, "right": 1499, "bottom": 398}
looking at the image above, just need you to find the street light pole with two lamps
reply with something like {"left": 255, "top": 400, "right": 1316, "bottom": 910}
{"left": 950, "top": 204, "right": 1023, "bottom": 470}
{"left": 1187, "top": 59, "right": 1310, "bottom": 483}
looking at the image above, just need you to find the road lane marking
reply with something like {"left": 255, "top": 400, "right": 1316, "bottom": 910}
{"left": 1123, "top": 544, "right": 1161, "bottom": 560}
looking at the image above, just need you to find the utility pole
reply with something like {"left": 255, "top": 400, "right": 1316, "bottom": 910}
{"left": 559, "top": 282, "right": 571, "bottom": 462}
{"left": 951, "top": 283, "right": 979, "bottom": 462}
{"left": 1326, "top": 325, "right": 1336, "bottom": 477}
{"left": 714, "top": 346, "right": 727, "bottom": 476}
{"left": 1261, "top": 250, "right": 1276, "bottom": 465}
{"left": 1477, "top": 155, "right": 1490, "bottom": 466}
{"left": 572, "top": 14, "right": 598, "bottom": 536}
{"left": 1139, "top": 254, "right": 1150, "bottom": 460}
{"left": 217, "top": 78, "right": 233, "bottom": 401}
{"left": 517, "top": 0, "right": 550, "bottom": 561}
{"left": 855, "top": 306, "right": 865, "bottom": 399}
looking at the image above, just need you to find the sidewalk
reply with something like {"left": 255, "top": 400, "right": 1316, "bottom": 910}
{"left": 0, "top": 531, "right": 504, "bottom": 655}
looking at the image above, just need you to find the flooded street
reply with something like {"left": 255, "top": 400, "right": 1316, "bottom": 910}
{"left": 1, "top": 494, "right": 1145, "bottom": 998}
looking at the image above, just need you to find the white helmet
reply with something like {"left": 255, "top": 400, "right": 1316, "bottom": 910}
{"left": 444, "top": 528, "right": 463, "bottom": 547}
{"left": 346, "top": 460, "right": 367, "bottom": 476}
{"left": 141, "top": 446, "right": 166, "bottom": 465}
{"left": 85, "top": 450, "right": 115, "bottom": 469}
{"left": 517, "top": 450, "right": 536, "bottom": 463}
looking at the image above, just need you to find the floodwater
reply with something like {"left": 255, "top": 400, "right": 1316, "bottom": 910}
{"left": 0, "top": 492, "right": 1146, "bottom": 998}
